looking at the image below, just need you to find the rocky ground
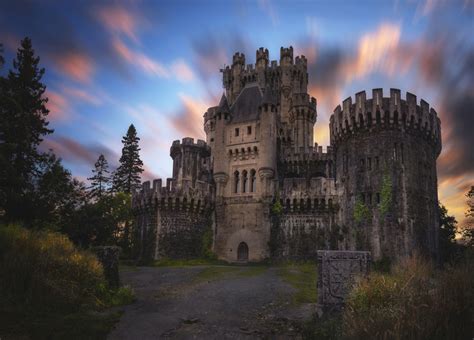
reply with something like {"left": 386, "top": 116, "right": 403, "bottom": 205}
{"left": 108, "top": 265, "right": 316, "bottom": 339}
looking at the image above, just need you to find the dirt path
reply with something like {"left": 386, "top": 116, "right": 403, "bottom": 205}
{"left": 108, "top": 265, "right": 315, "bottom": 339}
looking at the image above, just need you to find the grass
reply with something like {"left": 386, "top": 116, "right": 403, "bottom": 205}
{"left": 0, "top": 309, "right": 123, "bottom": 340}
{"left": 277, "top": 262, "right": 318, "bottom": 305}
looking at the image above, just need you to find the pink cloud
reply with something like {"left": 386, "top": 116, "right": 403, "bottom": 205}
{"left": 96, "top": 5, "right": 145, "bottom": 43}
{"left": 112, "top": 37, "right": 169, "bottom": 78}
{"left": 171, "top": 59, "right": 195, "bottom": 82}
{"left": 46, "top": 89, "right": 71, "bottom": 121}
{"left": 62, "top": 86, "right": 102, "bottom": 106}
{"left": 53, "top": 51, "right": 95, "bottom": 83}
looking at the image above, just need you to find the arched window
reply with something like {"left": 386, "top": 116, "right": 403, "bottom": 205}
{"left": 234, "top": 171, "right": 240, "bottom": 193}
{"left": 250, "top": 169, "right": 256, "bottom": 192}
{"left": 242, "top": 170, "right": 248, "bottom": 193}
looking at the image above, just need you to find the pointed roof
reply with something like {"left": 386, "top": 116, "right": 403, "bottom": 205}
{"left": 261, "top": 86, "right": 277, "bottom": 105}
{"left": 230, "top": 83, "right": 263, "bottom": 123}
{"left": 217, "top": 93, "right": 230, "bottom": 113}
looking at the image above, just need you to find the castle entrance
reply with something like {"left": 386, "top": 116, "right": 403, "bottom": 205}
{"left": 237, "top": 242, "right": 249, "bottom": 261}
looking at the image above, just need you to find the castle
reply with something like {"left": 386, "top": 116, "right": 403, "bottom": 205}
{"left": 132, "top": 46, "right": 442, "bottom": 263}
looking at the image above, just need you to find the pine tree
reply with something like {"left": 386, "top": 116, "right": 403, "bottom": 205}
{"left": 112, "top": 124, "right": 144, "bottom": 193}
{"left": 0, "top": 43, "right": 4, "bottom": 68}
{"left": 0, "top": 37, "right": 53, "bottom": 222}
{"left": 88, "top": 154, "right": 110, "bottom": 200}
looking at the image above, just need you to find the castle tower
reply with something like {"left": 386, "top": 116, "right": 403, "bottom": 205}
{"left": 280, "top": 46, "right": 294, "bottom": 124}
{"left": 329, "top": 89, "right": 442, "bottom": 260}
{"left": 289, "top": 93, "right": 317, "bottom": 152}
{"left": 230, "top": 52, "right": 245, "bottom": 103}
{"left": 170, "top": 137, "right": 211, "bottom": 189}
{"left": 256, "top": 47, "right": 269, "bottom": 89}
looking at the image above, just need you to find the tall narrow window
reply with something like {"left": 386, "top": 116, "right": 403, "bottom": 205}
{"left": 250, "top": 169, "right": 256, "bottom": 192}
{"left": 242, "top": 170, "right": 248, "bottom": 193}
{"left": 375, "top": 156, "right": 380, "bottom": 169}
{"left": 235, "top": 128, "right": 239, "bottom": 137}
{"left": 247, "top": 126, "right": 252, "bottom": 134}
{"left": 376, "top": 193, "right": 381, "bottom": 204}
{"left": 234, "top": 171, "right": 240, "bottom": 193}
{"left": 368, "top": 157, "right": 372, "bottom": 170}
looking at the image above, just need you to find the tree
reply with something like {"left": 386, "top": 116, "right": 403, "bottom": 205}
{"left": 112, "top": 124, "right": 143, "bottom": 193}
{"left": 438, "top": 202, "right": 458, "bottom": 262}
{"left": 0, "top": 43, "right": 4, "bottom": 68}
{"left": 0, "top": 37, "right": 53, "bottom": 222}
{"left": 462, "top": 186, "right": 474, "bottom": 247}
{"left": 88, "top": 154, "right": 110, "bottom": 200}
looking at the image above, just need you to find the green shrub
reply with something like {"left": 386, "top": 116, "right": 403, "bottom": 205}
{"left": 343, "top": 255, "right": 474, "bottom": 339}
{"left": 0, "top": 224, "right": 108, "bottom": 313}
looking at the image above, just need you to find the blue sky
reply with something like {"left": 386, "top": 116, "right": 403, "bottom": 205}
{"left": 0, "top": 0, "right": 472, "bottom": 223}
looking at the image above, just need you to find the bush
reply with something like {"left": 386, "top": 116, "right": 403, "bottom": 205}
{"left": 343, "top": 255, "right": 474, "bottom": 339}
{"left": 0, "top": 224, "right": 108, "bottom": 313}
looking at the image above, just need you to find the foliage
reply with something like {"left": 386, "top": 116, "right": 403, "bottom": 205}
{"left": 462, "top": 186, "right": 474, "bottom": 247}
{"left": 0, "top": 224, "right": 107, "bottom": 312}
{"left": 0, "top": 43, "right": 4, "bottom": 68}
{"left": 0, "top": 37, "right": 53, "bottom": 223}
{"left": 343, "top": 255, "right": 474, "bottom": 339}
{"left": 438, "top": 202, "right": 460, "bottom": 262}
{"left": 277, "top": 262, "right": 317, "bottom": 305}
{"left": 271, "top": 195, "right": 283, "bottom": 216}
{"left": 0, "top": 224, "right": 134, "bottom": 339}
{"left": 379, "top": 171, "right": 393, "bottom": 216}
{"left": 353, "top": 198, "right": 370, "bottom": 224}
{"left": 112, "top": 124, "right": 144, "bottom": 194}
{"left": 88, "top": 154, "right": 110, "bottom": 200}
{"left": 201, "top": 223, "right": 217, "bottom": 260}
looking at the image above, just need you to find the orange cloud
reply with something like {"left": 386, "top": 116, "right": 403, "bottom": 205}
{"left": 344, "top": 23, "right": 402, "bottom": 80}
{"left": 54, "top": 51, "right": 95, "bottom": 83}
{"left": 170, "top": 94, "right": 209, "bottom": 139}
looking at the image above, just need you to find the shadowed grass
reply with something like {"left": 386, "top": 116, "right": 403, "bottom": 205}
{"left": 193, "top": 265, "right": 268, "bottom": 283}
{"left": 277, "top": 262, "right": 317, "bottom": 305}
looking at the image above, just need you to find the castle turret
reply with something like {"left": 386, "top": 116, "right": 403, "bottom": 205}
{"left": 329, "top": 89, "right": 441, "bottom": 261}
{"left": 170, "top": 137, "right": 211, "bottom": 188}
{"left": 280, "top": 46, "right": 294, "bottom": 124}
{"left": 289, "top": 93, "right": 317, "bottom": 152}
{"left": 256, "top": 47, "right": 269, "bottom": 89}
{"left": 230, "top": 52, "right": 245, "bottom": 103}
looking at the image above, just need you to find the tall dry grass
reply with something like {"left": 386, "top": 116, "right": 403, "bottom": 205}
{"left": 343, "top": 254, "right": 473, "bottom": 339}
{"left": 0, "top": 224, "right": 107, "bottom": 313}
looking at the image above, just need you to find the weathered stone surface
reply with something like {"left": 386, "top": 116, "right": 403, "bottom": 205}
{"left": 132, "top": 46, "right": 441, "bottom": 264}
{"left": 93, "top": 246, "right": 121, "bottom": 289}
{"left": 317, "top": 250, "right": 371, "bottom": 310}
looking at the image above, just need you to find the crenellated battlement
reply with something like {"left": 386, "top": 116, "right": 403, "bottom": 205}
{"left": 170, "top": 137, "right": 210, "bottom": 157}
{"left": 232, "top": 52, "right": 245, "bottom": 65}
{"left": 329, "top": 89, "right": 441, "bottom": 154}
{"left": 280, "top": 46, "right": 294, "bottom": 64}
{"left": 132, "top": 178, "right": 213, "bottom": 213}
{"left": 278, "top": 177, "right": 338, "bottom": 212}
{"left": 281, "top": 144, "right": 333, "bottom": 162}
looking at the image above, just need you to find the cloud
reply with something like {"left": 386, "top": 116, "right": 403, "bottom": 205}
{"left": 53, "top": 51, "right": 95, "bottom": 83}
{"left": 169, "top": 94, "right": 209, "bottom": 139}
{"left": 62, "top": 86, "right": 102, "bottom": 106}
{"left": 41, "top": 135, "right": 118, "bottom": 170}
{"left": 170, "top": 59, "right": 195, "bottom": 82}
{"left": 258, "top": 0, "right": 279, "bottom": 26}
{"left": 112, "top": 37, "right": 170, "bottom": 78}
{"left": 95, "top": 5, "right": 145, "bottom": 43}
{"left": 46, "top": 90, "right": 72, "bottom": 121}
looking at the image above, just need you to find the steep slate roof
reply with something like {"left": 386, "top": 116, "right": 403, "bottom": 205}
{"left": 217, "top": 93, "right": 230, "bottom": 112}
{"left": 230, "top": 83, "right": 263, "bottom": 123}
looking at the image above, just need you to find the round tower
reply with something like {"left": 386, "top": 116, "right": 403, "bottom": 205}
{"left": 329, "top": 89, "right": 441, "bottom": 261}
{"left": 170, "top": 137, "right": 211, "bottom": 188}
{"left": 279, "top": 46, "right": 294, "bottom": 124}
{"left": 230, "top": 52, "right": 245, "bottom": 103}
{"left": 289, "top": 93, "right": 317, "bottom": 152}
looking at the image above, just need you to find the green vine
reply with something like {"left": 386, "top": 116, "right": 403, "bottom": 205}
{"left": 379, "top": 171, "right": 393, "bottom": 216}
{"left": 271, "top": 192, "right": 283, "bottom": 216}
{"left": 354, "top": 198, "right": 370, "bottom": 224}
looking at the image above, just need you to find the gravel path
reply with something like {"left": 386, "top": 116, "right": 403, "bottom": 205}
{"left": 108, "top": 265, "right": 315, "bottom": 339}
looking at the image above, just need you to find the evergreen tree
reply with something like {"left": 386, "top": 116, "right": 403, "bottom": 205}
{"left": 438, "top": 202, "right": 458, "bottom": 262}
{"left": 0, "top": 37, "right": 53, "bottom": 222}
{"left": 0, "top": 43, "right": 4, "bottom": 68}
{"left": 88, "top": 154, "right": 110, "bottom": 200}
{"left": 112, "top": 124, "right": 143, "bottom": 193}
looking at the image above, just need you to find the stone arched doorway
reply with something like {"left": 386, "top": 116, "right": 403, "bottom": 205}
{"left": 237, "top": 242, "right": 249, "bottom": 261}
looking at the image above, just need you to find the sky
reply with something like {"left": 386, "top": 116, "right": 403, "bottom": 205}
{"left": 0, "top": 0, "right": 472, "bottom": 226}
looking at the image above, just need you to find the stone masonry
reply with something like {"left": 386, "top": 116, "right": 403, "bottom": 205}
{"left": 132, "top": 46, "right": 442, "bottom": 263}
